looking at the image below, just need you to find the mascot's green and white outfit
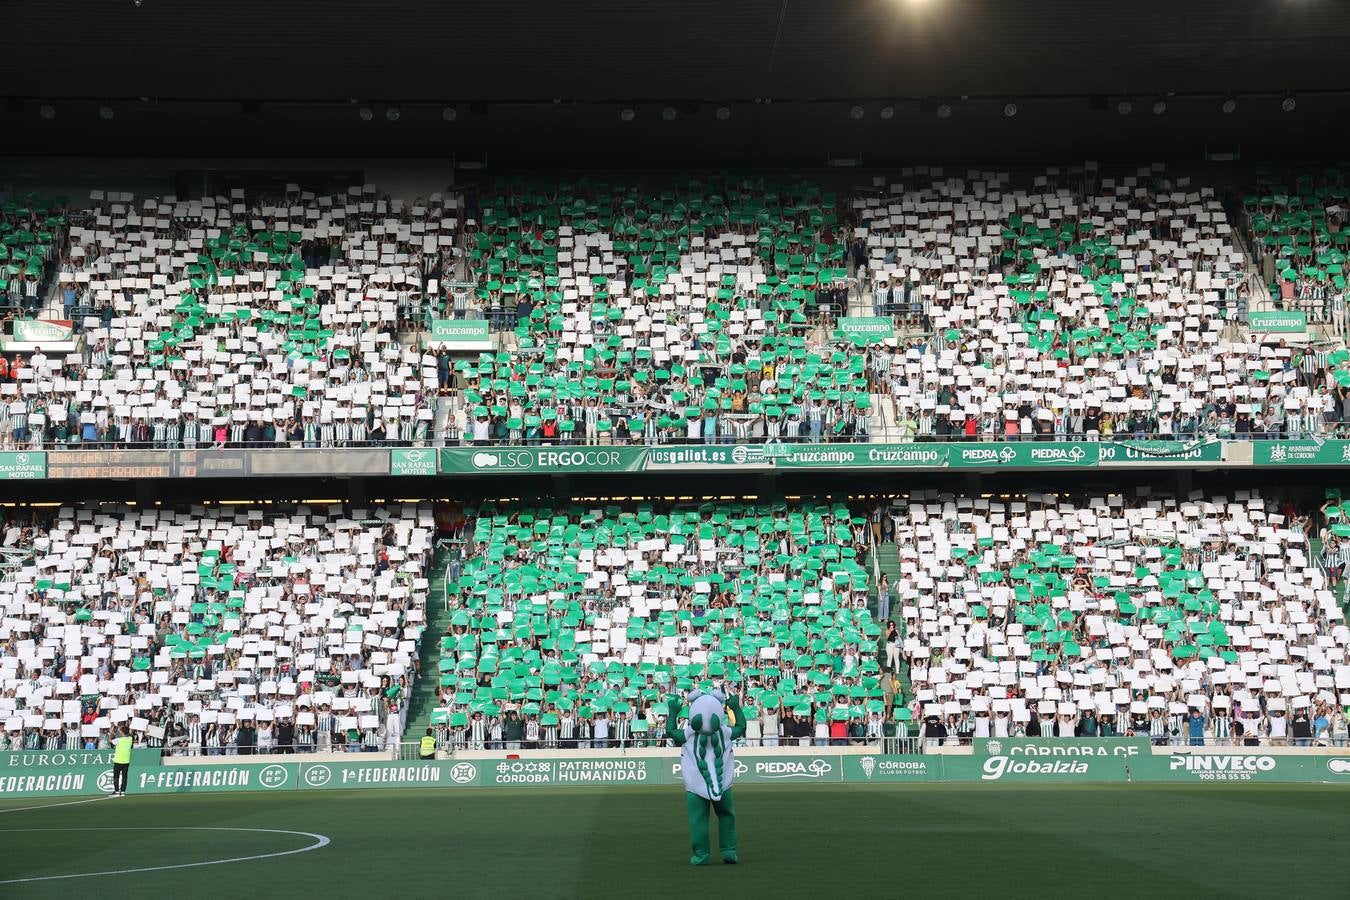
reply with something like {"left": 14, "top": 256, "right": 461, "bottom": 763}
{"left": 665, "top": 689, "right": 746, "bottom": 865}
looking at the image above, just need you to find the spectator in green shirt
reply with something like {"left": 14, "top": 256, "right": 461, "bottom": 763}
{"left": 503, "top": 710, "right": 524, "bottom": 750}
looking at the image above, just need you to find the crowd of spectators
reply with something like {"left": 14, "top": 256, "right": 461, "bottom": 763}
{"left": 1245, "top": 168, "right": 1348, "bottom": 325}
{"left": 0, "top": 185, "right": 457, "bottom": 449}
{"left": 428, "top": 499, "right": 892, "bottom": 750}
{"left": 3, "top": 169, "right": 1350, "bottom": 447}
{"left": 883, "top": 487, "right": 1349, "bottom": 747}
{"left": 434, "top": 168, "right": 1350, "bottom": 445}
{"left": 0, "top": 502, "right": 433, "bottom": 752}
{"left": 0, "top": 193, "right": 66, "bottom": 319}
{"left": 424, "top": 490, "right": 1350, "bottom": 753}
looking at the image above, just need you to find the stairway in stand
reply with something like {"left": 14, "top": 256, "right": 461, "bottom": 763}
{"left": 866, "top": 540, "right": 901, "bottom": 622}
{"left": 866, "top": 540, "right": 911, "bottom": 708}
{"left": 1310, "top": 537, "right": 1348, "bottom": 613}
{"left": 403, "top": 549, "right": 456, "bottom": 740}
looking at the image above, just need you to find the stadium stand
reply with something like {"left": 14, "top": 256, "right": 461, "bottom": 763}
{"left": 1243, "top": 168, "right": 1349, "bottom": 325}
{"left": 855, "top": 167, "right": 1294, "bottom": 441}
{"left": 0, "top": 474, "right": 1347, "bottom": 751}
{"left": 7, "top": 170, "right": 1350, "bottom": 448}
{"left": 892, "top": 487, "right": 1350, "bottom": 743}
{"left": 1, "top": 194, "right": 67, "bottom": 317}
{"left": 411, "top": 487, "right": 1350, "bottom": 749}
{"left": 0, "top": 503, "right": 434, "bottom": 753}
{"left": 447, "top": 177, "right": 868, "bottom": 445}
{"left": 428, "top": 499, "right": 888, "bottom": 747}
{"left": 5, "top": 186, "right": 458, "bottom": 448}
{"left": 439, "top": 169, "right": 1350, "bottom": 445}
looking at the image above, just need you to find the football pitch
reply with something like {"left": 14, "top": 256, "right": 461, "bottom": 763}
{"left": 1, "top": 784, "right": 1346, "bottom": 899}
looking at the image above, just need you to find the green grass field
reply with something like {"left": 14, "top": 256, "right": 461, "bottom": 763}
{"left": 2, "top": 785, "right": 1347, "bottom": 899}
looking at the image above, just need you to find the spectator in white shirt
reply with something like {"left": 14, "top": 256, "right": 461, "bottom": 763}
{"left": 1268, "top": 709, "right": 1288, "bottom": 746}
{"left": 592, "top": 713, "right": 611, "bottom": 749}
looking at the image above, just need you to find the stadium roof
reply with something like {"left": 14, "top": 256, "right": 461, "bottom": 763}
{"left": 5, "top": 0, "right": 1350, "bottom": 164}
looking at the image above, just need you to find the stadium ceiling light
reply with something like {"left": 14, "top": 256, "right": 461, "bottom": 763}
{"left": 39, "top": 103, "right": 56, "bottom": 120}
{"left": 385, "top": 107, "right": 401, "bottom": 122}
{"left": 1221, "top": 97, "right": 1237, "bottom": 114}
{"left": 1002, "top": 101, "right": 1018, "bottom": 118}
{"left": 1281, "top": 94, "right": 1297, "bottom": 113}
{"left": 936, "top": 102, "right": 952, "bottom": 119}
{"left": 98, "top": 104, "right": 115, "bottom": 120}
{"left": 1151, "top": 99, "right": 1167, "bottom": 115}
{"left": 441, "top": 106, "right": 457, "bottom": 121}
{"left": 715, "top": 106, "right": 731, "bottom": 120}
{"left": 620, "top": 107, "right": 636, "bottom": 122}
{"left": 1117, "top": 99, "right": 1133, "bottom": 116}
{"left": 879, "top": 105, "right": 895, "bottom": 120}
{"left": 358, "top": 106, "right": 374, "bottom": 121}
{"left": 849, "top": 105, "right": 865, "bottom": 119}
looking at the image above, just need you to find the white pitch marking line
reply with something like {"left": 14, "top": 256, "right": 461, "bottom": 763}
{"left": 0, "top": 796, "right": 110, "bottom": 815}
{"left": 0, "top": 826, "right": 331, "bottom": 884}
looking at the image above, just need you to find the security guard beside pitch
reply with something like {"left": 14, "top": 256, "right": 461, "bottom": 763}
{"left": 419, "top": 727, "right": 437, "bottom": 760}
{"left": 111, "top": 726, "right": 134, "bottom": 796}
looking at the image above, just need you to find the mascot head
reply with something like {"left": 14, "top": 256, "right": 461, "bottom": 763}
{"left": 687, "top": 689, "right": 727, "bottom": 735}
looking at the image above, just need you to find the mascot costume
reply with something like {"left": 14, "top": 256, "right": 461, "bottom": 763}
{"left": 665, "top": 688, "right": 746, "bottom": 865}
